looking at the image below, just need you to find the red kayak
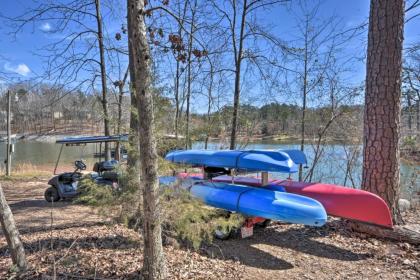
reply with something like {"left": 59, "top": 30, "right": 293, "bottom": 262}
{"left": 178, "top": 173, "right": 393, "bottom": 228}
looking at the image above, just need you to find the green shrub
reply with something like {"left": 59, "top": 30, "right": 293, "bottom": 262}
{"left": 74, "top": 177, "right": 115, "bottom": 206}
{"left": 161, "top": 188, "right": 244, "bottom": 249}
{"left": 76, "top": 170, "right": 245, "bottom": 250}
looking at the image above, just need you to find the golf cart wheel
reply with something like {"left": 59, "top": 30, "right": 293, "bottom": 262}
{"left": 44, "top": 187, "right": 60, "bottom": 202}
{"left": 214, "top": 228, "right": 232, "bottom": 240}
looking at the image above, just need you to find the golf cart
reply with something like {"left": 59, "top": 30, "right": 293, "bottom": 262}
{"left": 44, "top": 135, "right": 128, "bottom": 202}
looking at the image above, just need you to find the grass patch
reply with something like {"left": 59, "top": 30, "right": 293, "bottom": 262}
{"left": 0, "top": 163, "right": 51, "bottom": 179}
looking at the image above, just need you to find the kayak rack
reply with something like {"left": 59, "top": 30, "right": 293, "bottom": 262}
{"left": 201, "top": 168, "right": 273, "bottom": 238}
{"left": 203, "top": 167, "right": 270, "bottom": 187}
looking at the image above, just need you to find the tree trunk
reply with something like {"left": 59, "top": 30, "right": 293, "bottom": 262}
{"left": 95, "top": 0, "right": 111, "bottom": 161}
{"left": 127, "top": 84, "right": 140, "bottom": 172}
{"left": 127, "top": 1, "right": 167, "bottom": 279}
{"left": 174, "top": 1, "right": 188, "bottom": 140}
{"left": 299, "top": 17, "right": 309, "bottom": 182}
{"left": 174, "top": 59, "right": 180, "bottom": 139}
{"left": 0, "top": 183, "right": 28, "bottom": 271}
{"left": 346, "top": 221, "right": 420, "bottom": 245}
{"left": 229, "top": 0, "right": 247, "bottom": 150}
{"left": 363, "top": 0, "right": 405, "bottom": 224}
{"left": 185, "top": 0, "right": 197, "bottom": 150}
{"left": 204, "top": 64, "right": 214, "bottom": 150}
{"left": 127, "top": 7, "right": 140, "bottom": 175}
{"left": 115, "top": 84, "right": 124, "bottom": 161}
{"left": 230, "top": 62, "right": 242, "bottom": 150}
{"left": 185, "top": 42, "right": 192, "bottom": 149}
{"left": 115, "top": 67, "right": 129, "bottom": 161}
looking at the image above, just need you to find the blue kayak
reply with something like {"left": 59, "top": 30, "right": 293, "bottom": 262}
{"left": 165, "top": 149, "right": 306, "bottom": 173}
{"left": 190, "top": 182, "right": 327, "bottom": 227}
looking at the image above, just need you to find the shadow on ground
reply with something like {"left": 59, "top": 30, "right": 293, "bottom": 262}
{"left": 2, "top": 198, "right": 104, "bottom": 234}
{"left": 0, "top": 233, "right": 139, "bottom": 256}
{"left": 9, "top": 199, "right": 71, "bottom": 210}
{"left": 202, "top": 224, "right": 371, "bottom": 270}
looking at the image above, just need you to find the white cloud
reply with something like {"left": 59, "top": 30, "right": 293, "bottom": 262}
{"left": 40, "top": 22, "right": 52, "bottom": 32}
{"left": 4, "top": 63, "right": 31, "bottom": 76}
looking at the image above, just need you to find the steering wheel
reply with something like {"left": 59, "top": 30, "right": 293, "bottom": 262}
{"left": 74, "top": 160, "right": 87, "bottom": 171}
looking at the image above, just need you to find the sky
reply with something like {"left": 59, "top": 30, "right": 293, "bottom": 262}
{"left": 0, "top": 0, "right": 418, "bottom": 108}
{"left": 0, "top": 0, "right": 125, "bottom": 81}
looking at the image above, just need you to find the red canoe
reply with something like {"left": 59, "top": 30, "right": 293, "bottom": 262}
{"left": 178, "top": 173, "right": 393, "bottom": 228}
{"left": 277, "top": 180, "right": 393, "bottom": 228}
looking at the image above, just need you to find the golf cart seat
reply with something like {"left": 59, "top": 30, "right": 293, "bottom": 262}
{"left": 93, "top": 160, "right": 118, "bottom": 173}
{"left": 59, "top": 172, "right": 82, "bottom": 184}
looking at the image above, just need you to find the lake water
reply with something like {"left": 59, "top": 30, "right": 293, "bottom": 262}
{"left": 0, "top": 140, "right": 418, "bottom": 198}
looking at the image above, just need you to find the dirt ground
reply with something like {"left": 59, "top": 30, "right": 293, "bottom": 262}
{"left": 0, "top": 177, "right": 419, "bottom": 279}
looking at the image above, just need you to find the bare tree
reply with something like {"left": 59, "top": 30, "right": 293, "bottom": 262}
{"left": 0, "top": 82, "right": 103, "bottom": 136}
{"left": 127, "top": 0, "right": 166, "bottom": 278}
{"left": 402, "top": 44, "right": 420, "bottom": 135}
{"left": 210, "top": 0, "right": 288, "bottom": 149}
{"left": 112, "top": 66, "right": 129, "bottom": 160}
{"left": 0, "top": 183, "right": 28, "bottom": 272}
{"left": 9, "top": 0, "right": 115, "bottom": 159}
{"left": 94, "top": 0, "right": 112, "bottom": 160}
{"left": 173, "top": 1, "right": 189, "bottom": 140}
{"left": 203, "top": 60, "right": 217, "bottom": 149}
{"left": 280, "top": 1, "right": 366, "bottom": 181}
{"left": 184, "top": 0, "right": 198, "bottom": 149}
{"left": 226, "top": 0, "right": 248, "bottom": 149}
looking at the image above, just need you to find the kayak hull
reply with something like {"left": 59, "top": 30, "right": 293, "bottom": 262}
{"left": 274, "top": 180, "right": 393, "bottom": 228}
{"left": 190, "top": 182, "right": 327, "bottom": 227}
{"left": 210, "top": 175, "right": 393, "bottom": 228}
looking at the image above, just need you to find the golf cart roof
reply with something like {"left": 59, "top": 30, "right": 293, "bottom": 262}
{"left": 56, "top": 134, "right": 128, "bottom": 145}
